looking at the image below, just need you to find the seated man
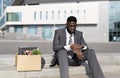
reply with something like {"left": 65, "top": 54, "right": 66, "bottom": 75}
{"left": 50, "top": 16, "right": 105, "bottom": 78}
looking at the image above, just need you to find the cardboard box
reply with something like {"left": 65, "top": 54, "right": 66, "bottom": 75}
{"left": 16, "top": 54, "right": 41, "bottom": 71}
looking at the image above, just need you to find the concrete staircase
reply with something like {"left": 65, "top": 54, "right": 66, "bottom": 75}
{"left": 0, "top": 41, "right": 120, "bottom": 78}
{"left": 0, "top": 53, "right": 120, "bottom": 78}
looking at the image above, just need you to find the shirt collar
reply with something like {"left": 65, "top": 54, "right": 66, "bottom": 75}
{"left": 65, "top": 29, "right": 74, "bottom": 37}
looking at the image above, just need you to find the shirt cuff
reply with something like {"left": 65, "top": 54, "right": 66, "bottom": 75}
{"left": 81, "top": 45, "right": 87, "bottom": 50}
{"left": 64, "top": 45, "right": 71, "bottom": 51}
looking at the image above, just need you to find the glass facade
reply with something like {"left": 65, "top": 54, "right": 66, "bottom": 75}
{"left": 0, "top": 0, "right": 3, "bottom": 16}
{"left": 109, "top": 1, "right": 120, "bottom": 42}
{"left": 6, "top": 12, "right": 22, "bottom": 22}
{"left": 3, "top": 0, "right": 13, "bottom": 12}
{"left": 0, "top": 16, "right": 5, "bottom": 27}
{"left": 27, "top": 25, "right": 38, "bottom": 35}
{"left": 0, "top": 0, "right": 14, "bottom": 26}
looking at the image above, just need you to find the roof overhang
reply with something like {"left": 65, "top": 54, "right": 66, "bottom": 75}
{"left": 12, "top": 0, "right": 24, "bottom": 5}
{"left": 12, "top": 0, "right": 109, "bottom": 5}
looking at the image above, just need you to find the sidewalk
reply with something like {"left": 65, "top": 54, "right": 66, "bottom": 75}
{"left": 0, "top": 53, "right": 120, "bottom": 78}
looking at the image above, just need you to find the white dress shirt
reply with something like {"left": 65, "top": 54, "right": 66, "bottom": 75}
{"left": 64, "top": 29, "right": 87, "bottom": 51}
{"left": 64, "top": 29, "right": 74, "bottom": 51}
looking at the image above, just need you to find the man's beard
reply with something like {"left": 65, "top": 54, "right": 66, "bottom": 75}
{"left": 66, "top": 27, "right": 75, "bottom": 34}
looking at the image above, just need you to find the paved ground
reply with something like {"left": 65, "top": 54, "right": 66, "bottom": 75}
{"left": 0, "top": 40, "right": 120, "bottom": 54}
{"left": 0, "top": 40, "right": 120, "bottom": 78}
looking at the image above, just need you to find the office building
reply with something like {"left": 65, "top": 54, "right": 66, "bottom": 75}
{"left": 0, "top": 0, "right": 120, "bottom": 42}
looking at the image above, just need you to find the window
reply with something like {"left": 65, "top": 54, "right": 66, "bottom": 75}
{"left": 83, "top": 10, "right": 86, "bottom": 19}
{"left": 6, "top": 27, "right": 9, "bottom": 32}
{"left": 42, "top": 25, "right": 53, "bottom": 39}
{"left": 34, "top": 11, "right": 36, "bottom": 20}
{"left": 52, "top": 11, "right": 54, "bottom": 20}
{"left": 27, "top": 25, "right": 37, "bottom": 35}
{"left": 64, "top": 10, "right": 67, "bottom": 20}
{"left": 77, "top": 10, "right": 80, "bottom": 19}
{"left": 109, "top": 1, "right": 120, "bottom": 42}
{"left": 56, "top": 24, "right": 65, "bottom": 29}
{"left": 46, "top": 11, "right": 48, "bottom": 20}
{"left": 70, "top": 10, "right": 73, "bottom": 16}
{"left": 14, "top": 26, "right": 23, "bottom": 33}
{"left": 6, "top": 12, "right": 22, "bottom": 22}
{"left": 40, "top": 11, "right": 42, "bottom": 20}
{"left": 58, "top": 10, "right": 60, "bottom": 20}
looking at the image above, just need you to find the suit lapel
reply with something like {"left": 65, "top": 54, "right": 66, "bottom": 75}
{"left": 62, "top": 28, "right": 66, "bottom": 45}
{"left": 74, "top": 31, "right": 78, "bottom": 44}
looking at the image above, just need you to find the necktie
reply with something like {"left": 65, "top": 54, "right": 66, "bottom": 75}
{"left": 69, "top": 34, "right": 72, "bottom": 45}
{"left": 68, "top": 34, "right": 73, "bottom": 59}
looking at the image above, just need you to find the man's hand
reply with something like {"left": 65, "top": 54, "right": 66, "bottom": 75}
{"left": 74, "top": 49, "right": 84, "bottom": 60}
{"left": 70, "top": 44, "right": 84, "bottom": 51}
{"left": 70, "top": 44, "right": 84, "bottom": 60}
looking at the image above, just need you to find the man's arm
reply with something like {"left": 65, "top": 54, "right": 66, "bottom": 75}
{"left": 78, "top": 31, "right": 89, "bottom": 50}
{"left": 70, "top": 31, "right": 88, "bottom": 59}
{"left": 53, "top": 30, "right": 65, "bottom": 52}
{"left": 70, "top": 44, "right": 84, "bottom": 60}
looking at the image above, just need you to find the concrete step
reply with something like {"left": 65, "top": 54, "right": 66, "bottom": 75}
{"left": 0, "top": 53, "right": 120, "bottom": 78}
{"left": 0, "top": 53, "right": 120, "bottom": 72}
{"left": 0, "top": 53, "right": 120, "bottom": 66}
{"left": 0, "top": 64, "right": 120, "bottom": 78}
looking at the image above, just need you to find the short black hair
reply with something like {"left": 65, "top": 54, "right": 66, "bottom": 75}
{"left": 67, "top": 16, "right": 77, "bottom": 23}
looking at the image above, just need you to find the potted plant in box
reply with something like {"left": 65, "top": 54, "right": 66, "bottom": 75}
{"left": 32, "top": 48, "right": 41, "bottom": 55}
{"left": 24, "top": 48, "right": 41, "bottom": 55}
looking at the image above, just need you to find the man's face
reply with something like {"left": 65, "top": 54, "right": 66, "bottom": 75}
{"left": 66, "top": 21, "right": 77, "bottom": 34}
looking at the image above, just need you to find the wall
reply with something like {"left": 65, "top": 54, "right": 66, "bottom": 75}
{"left": 77, "top": 1, "right": 109, "bottom": 43}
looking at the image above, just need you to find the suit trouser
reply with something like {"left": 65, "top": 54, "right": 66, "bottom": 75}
{"left": 57, "top": 49, "right": 105, "bottom": 78}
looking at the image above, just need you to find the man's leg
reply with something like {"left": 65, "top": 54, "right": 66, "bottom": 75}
{"left": 83, "top": 49, "right": 105, "bottom": 78}
{"left": 57, "top": 49, "right": 69, "bottom": 78}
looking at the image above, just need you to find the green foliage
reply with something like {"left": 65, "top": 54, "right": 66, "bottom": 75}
{"left": 32, "top": 49, "right": 41, "bottom": 55}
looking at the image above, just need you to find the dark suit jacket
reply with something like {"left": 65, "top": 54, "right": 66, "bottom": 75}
{"left": 50, "top": 28, "right": 89, "bottom": 67}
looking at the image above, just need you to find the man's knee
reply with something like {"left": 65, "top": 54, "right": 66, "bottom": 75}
{"left": 87, "top": 49, "right": 96, "bottom": 57}
{"left": 57, "top": 49, "right": 67, "bottom": 55}
{"left": 57, "top": 49, "right": 68, "bottom": 66}
{"left": 57, "top": 49, "right": 68, "bottom": 60}
{"left": 88, "top": 49, "right": 95, "bottom": 53}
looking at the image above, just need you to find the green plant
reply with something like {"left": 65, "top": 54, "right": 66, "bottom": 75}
{"left": 32, "top": 49, "right": 41, "bottom": 55}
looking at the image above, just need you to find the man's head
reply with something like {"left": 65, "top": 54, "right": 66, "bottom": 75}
{"left": 66, "top": 16, "right": 77, "bottom": 34}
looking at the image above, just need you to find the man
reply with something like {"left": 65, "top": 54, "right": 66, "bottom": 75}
{"left": 50, "top": 16, "right": 105, "bottom": 78}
